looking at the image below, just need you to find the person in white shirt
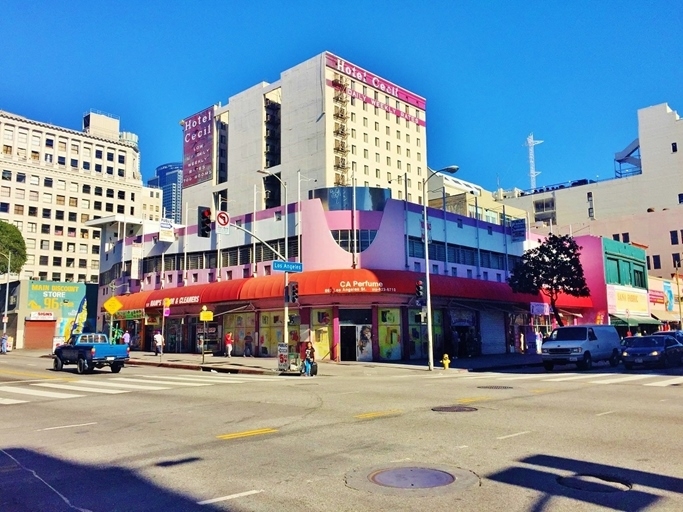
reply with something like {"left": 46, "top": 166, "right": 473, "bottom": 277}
{"left": 122, "top": 330, "right": 131, "bottom": 346}
{"left": 153, "top": 331, "right": 164, "bottom": 355}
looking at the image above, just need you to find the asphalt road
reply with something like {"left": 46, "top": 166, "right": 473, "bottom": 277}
{"left": 1, "top": 354, "right": 682, "bottom": 512}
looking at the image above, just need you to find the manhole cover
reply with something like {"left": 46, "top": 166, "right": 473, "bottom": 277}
{"left": 369, "top": 467, "right": 455, "bottom": 489}
{"left": 557, "top": 474, "right": 631, "bottom": 493}
{"left": 477, "top": 385, "right": 513, "bottom": 389}
{"left": 432, "top": 406, "right": 478, "bottom": 412}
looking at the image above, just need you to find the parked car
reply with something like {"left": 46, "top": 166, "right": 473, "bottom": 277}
{"left": 651, "top": 330, "right": 683, "bottom": 345}
{"left": 621, "top": 335, "right": 683, "bottom": 370}
{"left": 541, "top": 325, "right": 622, "bottom": 371}
{"left": 53, "top": 333, "right": 130, "bottom": 374}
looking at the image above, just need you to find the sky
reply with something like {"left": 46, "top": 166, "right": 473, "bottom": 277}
{"left": 1, "top": 0, "right": 682, "bottom": 193}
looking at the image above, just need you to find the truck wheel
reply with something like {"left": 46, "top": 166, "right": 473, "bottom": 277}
{"left": 543, "top": 362, "right": 554, "bottom": 372}
{"left": 609, "top": 351, "right": 620, "bottom": 367}
{"left": 53, "top": 357, "right": 63, "bottom": 371}
{"left": 578, "top": 353, "right": 592, "bottom": 370}
{"left": 111, "top": 363, "right": 122, "bottom": 373}
{"left": 77, "top": 357, "right": 88, "bottom": 375}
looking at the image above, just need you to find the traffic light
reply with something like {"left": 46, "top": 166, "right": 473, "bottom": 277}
{"left": 289, "top": 281, "right": 299, "bottom": 303}
{"left": 415, "top": 280, "right": 424, "bottom": 298}
{"left": 198, "top": 206, "right": 212, "bottom": 237}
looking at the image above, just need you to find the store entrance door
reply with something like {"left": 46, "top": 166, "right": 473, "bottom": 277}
{"left": 340, "top": 326, "right": 357, "bottom": 361}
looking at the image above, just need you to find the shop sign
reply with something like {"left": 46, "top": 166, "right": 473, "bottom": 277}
{"left": 325, "top": 280, "right": 397, "bottom": 294}
{"left": 648, "top": 290, "right": 666, "bottom": 305}
{"left": 29, "top": 311, "right": 55, "bottom": 321}
{"left": 607, "top": 284, "right": 648, "bottom": 316}
{"left": 114, "top": 309, "right": 145, "bottom": 321}
{"left": 278, "top": 342, "right": 288, "bottom": 372}
{"left": 146, "top": 316, "right": 160, "bottom": 325}
{"left": 147, "top": 295, "right": 201, "bottom": 308}
{"left": 530, "top": 302, "right": 550, "bottom": 316}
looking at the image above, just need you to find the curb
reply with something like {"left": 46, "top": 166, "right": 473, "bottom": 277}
{"left": 127, "top": 359, "right": 272, "bottom": 375}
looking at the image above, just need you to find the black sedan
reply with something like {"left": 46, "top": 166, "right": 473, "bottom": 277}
{"left": 621, "top": 335, "right": 683, "bottom": 369}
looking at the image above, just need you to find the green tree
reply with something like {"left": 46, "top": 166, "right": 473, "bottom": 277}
{"left": 508, "top": 233, "right": 590, "bottom": 327}
{"left": 0, "top": 221, "right": 27, "bottom": 274}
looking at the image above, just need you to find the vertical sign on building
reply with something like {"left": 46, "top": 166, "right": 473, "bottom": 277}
{"left": 182, "top": 106, "right": 215, "bottom": 188}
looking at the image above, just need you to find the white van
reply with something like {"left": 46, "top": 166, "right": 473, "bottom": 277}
{"left": 541, "top": 325, "right": 622, "bottom": 371}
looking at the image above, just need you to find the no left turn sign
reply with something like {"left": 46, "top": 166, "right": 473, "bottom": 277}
{"left": 216, "top": 211, "right": 230, "bottom": 227}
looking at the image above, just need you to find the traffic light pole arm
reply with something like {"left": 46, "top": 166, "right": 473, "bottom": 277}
{"left": 228, "top": 223, "right": 285, "bottom": 260}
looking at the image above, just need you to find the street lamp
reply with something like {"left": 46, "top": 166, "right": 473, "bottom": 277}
{"left": 108, "top": 280, "right": 131, "bottom": 342}
{"left": 423, "top": 165, "right": 459, "bottom": 371}
{"left": 0, "top": 251, "right": 11, "bottom": 336}
{"left": 257, "top": 170, "right": 290, "bottom": 346}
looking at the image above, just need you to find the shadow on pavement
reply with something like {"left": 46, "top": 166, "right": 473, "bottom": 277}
{"left": 0, "top": 448, "right": 234, "bottom": 511}
{"left": 487, "top": 453, "right": 683, "bottom": 511}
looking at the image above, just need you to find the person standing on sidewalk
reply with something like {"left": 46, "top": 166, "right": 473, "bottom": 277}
{"left": 243, "top": 332, "right": 254, "bottom": 357}
{"left": 122, "top": 330, "right": 131, "bottom": 347}
{"left": 154, "top": 331, "right": 164, "bottom": 355}
{"left": 1, "top": 333, "right": 7, "bottom": 354}
{"left": 303, "top": 341, "right": 315, "bottom": 376}
{"left": 224, "top": 332, "right": 233, "bottom": 358}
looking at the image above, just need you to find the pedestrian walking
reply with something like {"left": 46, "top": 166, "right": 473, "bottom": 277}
{"left": 243, "top": 332, "right": 253, "bottom": 357}
{"left": 224, "top": 332, "right": 233, "bottom": 358}
{"left": 1, "top": 333, "right": 7, "bottom": 354}
{"left": 122, "top": 330, "right": 131, "bottom": 346}
{"left": 303, "top": 341, "right": 316, "bottom": 377}
{"left": 154, "top": 330, "right": 164, "bottom": 355}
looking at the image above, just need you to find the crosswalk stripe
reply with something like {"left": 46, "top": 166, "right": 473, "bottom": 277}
{"left": 75, "top": 381, "right": 169, "bottom": 390}
{"left": 498, "top": 374, "right": 553, "bottom": 381}
{"left": 590, "top": 375, "right": 659, "bottom": 384}
{"left": 136, "top": 375, "right": 248, "bottom": 384}
{"left": 33, "top": 383, "right": 129, "bottom": 394}
{"left": 0, "top": 386, "right": 83, "bottom": 399}
{"left": 543, "top": 374, "right": 608, "bottom": 382}
{"left": 0, "top": 397, "right": 28, "bottom": 405}
{"left": 111, "top": 378, "right": 212, "bottom": 387}
{"left": 643, "top": 376, "right": 683, "bottom": 387}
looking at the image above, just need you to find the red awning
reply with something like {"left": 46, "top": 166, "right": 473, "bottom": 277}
{"left": 201, "top": 278, "right": 249, "bottom": 303}
{"left": 103, "top": 291, "right": 154, "bottom": 312}
{"left": 144, "top": 284, "right": 210, "bottom": 309}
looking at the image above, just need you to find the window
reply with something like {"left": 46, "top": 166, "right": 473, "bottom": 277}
{"left": 622, "top": 233, "right": 630, "bottom": 243}
{"left": 652, "top": 255, "right": 661, "bottom": 269}
{"left": 45, "top": 138, "right": 53, "bottom": 147}
{"left": 94, "top": 201, "right": 102, "bottom": 210}
{"left": 13, "top": 204, "right": 23, "bottom": 215}
{"left": 54, "top": 241, "right": 62, "bottom": 251}
{"left": 81, "top": 214, "right": 89, "bottom": 223}
{"left": 673, "top": 142, "right": 678, "bottom": 153}
{"left": 107, "top": 152, "right": 114, "bottom": 161}
{"left": 42, "top": 208, "right": 51, "bottom": 219}
{"left": 17, "top": 173, "right": 26, "bottom": 183}
{"left": 1, "top": 170, "right": 10, "bottom": 181}
{"left": 95, "top": 187, "right": 102, "bottom": 196}
{"left": 671, "top": 231, "right": 679, "bottom": 245}
{"left": 386, "top": 156, "right": 391, "bottom": 166}
{"left": 43, "top": 193, "right": 52, "bottom": 203}
{"left": 56, "top": 195, "right": 65, "bottom": 205}
{"left": 612, "top": 234, "right": 620, "bottom": 241}
{"left": 364, "top": 149, "right": 369, "bottom": 159}
{"left": 83, "top": 161, "right": 90, "bottom": 170}
{"left": 83, "top": 184, "right": 91, "bottom": 194}
{"left": 95, "top": 164, "right": 102, "bottom": 172}
{"left": 55, "top": 211, "right": 64, "bottom": 220}
{"left": 16, "top": 188, "right": 25, "bottom": 199}
{"left": 674, "top": 254, "right": 682, "bottom": 268}
{"left": 106, "top": 188, "right": 114, "bottom": 198}
{"left": 69, "top": 197, "right": 78, "bottom": 207}
{"left": 118, "top": 154, "right": 125, "bottom": 164}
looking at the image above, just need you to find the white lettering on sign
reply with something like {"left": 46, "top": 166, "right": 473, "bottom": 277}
{"left": 326, "top": 280, "right": 396, "bottom": 294}
{"left": 341, "top": 87, "right": 425, "bottom": 126}
{"left": 147, "top": 295, "right": 201, "bottom": 308}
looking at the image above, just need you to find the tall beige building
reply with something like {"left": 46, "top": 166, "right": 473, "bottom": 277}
{"left": 0, "top": 109, "right": 161, "bottom": 282}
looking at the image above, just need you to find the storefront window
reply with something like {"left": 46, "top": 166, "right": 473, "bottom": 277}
{"left": 224, "top": 312, "right": 256, "bottom": 356}
{"left": 311, "top": 308, "right": 333, "bottom": 361}
{"left": 259, "top": 311, "right": 285, "bottom": 357}
{"left": 378, "top": 308, "right": 401, "bottom": 360}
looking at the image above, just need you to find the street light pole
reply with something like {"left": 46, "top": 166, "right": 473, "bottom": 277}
{"left": 2, "top": 251, "right": 11, "bottom": 335}
{"left": 258, "top": 170, "right": 289, "bottom": 346}
{"left": 422, "top": 166, "right": 460, "bottom": 371}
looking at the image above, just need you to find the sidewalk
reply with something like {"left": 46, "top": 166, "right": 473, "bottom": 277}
{"left": 10, "top": 349, "right": 543, "bottom": 375}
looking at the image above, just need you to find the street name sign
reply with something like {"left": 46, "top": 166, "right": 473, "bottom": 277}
{"left": 272, "top": 260, "right": 303, "bottom": 273}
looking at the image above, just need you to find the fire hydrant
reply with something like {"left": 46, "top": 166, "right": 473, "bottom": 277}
{"left": 441, "top": 354, "right": 451, "bottom": 370}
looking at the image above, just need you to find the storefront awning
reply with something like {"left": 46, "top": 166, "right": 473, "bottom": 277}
{"left": 610, "top": 314, "right": 661, "bottom": 326}
{"left": 651, "top": 311, "right": 682, "bottom": 322}
{"left": 144, "top": 284, "right": 210, "bottom": 309}
{"left": 201, "top": 279, "right": 248, "bottom": 304}
{"left": 107, "top": 290, "right": 154, "bottom": 312}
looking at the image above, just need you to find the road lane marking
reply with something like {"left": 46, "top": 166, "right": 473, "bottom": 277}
{"left": 36, "top": 422, "right": 98, "bottom": 431}
{"left": 644, "top": 376, "right": 683, "bottom": 387}
{"left": 0, "top": 369, "right": 70, "bottom": 380}
{"left": 354, "top": 409, "right": 403, "bottom": 419}
{"left": 198, "top": 489, "right": 264, "bottom": 505}
{"left": 456, "top": 396, "right": 490, "bottom": 404}
{"left": 497, "top": 431, "right": 531, "bottom": 440}
{"left": 216, "top": 428, "right": 278, "bottom": 440}
{"left": 75, "top": 380, "right": 169, "bottom": 390}
{"left": 590, "top": 375, "right": 658, "bottom": 385}
{"left": 111, "top": 377, "right": 212, "bottom": 387}
{"left": 0, "top": 397, "right": 27, "bottom": 405}
{"left": 33, "top": 383, "right": 129, "bottom": 394}
{"left": 596, "top": 411, "right": 616, "bottom": 416}
{"left": 0, "top": 386, "right": 83, "bottom": 399}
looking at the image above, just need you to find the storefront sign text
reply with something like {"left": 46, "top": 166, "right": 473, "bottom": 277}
{"left": 147, "top": 295, "right": 201, "bottom": 308}
{"left": 325, "top": 280, "right": 397, "bottom": 294}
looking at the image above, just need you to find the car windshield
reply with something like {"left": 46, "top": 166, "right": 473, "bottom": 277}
{"left": 550, "top": 327, "right": 586, "bottom": 341}
{"left": 627, "top": 336, "right": 664, "bottom": 348}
